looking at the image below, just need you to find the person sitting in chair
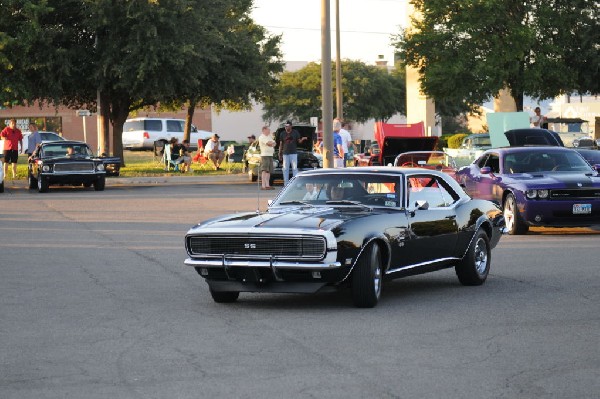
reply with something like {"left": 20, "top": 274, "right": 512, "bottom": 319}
{"left": 204, "top": 133, "right": 225, "bottom": 170}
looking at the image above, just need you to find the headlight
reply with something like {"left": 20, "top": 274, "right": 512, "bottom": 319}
{"left": 526, "top": 190, "right": 537, "bottom": 199}
{"left": 526, "top": 189, "right": 549, "bottom": 199}
{"left": 96, "top": 163, "right": 105, "bottom": 171}
{"left": 42, "top": 165, "right": 50, "bottom": 172}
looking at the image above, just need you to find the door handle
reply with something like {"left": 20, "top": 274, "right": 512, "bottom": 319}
{"left": 445, "top": 215, "right": 456, "bottom": 220}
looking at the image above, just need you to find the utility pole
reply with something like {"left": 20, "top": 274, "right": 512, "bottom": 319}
{"left": 321, "top": 0, "right": 333, "bottom": 168}
{"left": 335, "top": 0, "right": 343, "bottom": 121}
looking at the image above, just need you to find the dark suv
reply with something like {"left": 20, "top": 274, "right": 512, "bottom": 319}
{"left": 244, "top": 123, "right": 320, "bottom": 185}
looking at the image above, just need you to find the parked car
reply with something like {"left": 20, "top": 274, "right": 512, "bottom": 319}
{"left": 394, "top": 151, "right": 459, "bottom": 181}
{"left": 456, "top": 147, "right": 600, "bottom": 234}
{"left": 244, "top": 123, "right": 320, "bottom": 185}
{"left": 574, "top": 148, "right": 600, "bottom": 167}
{"left": 122, "top": 117, "right": 212, "bottom": 151}
{"left": 444, "top": 133, "right": 492, "bottom": 166}
{"left": 28, "top": 141, "right": 107, "bottom": 193}
{"left": 184, "top": 168, "right": 504, "bottom": 307}
{"left": 21, "top": 131, "right": 65, "bottom": 154}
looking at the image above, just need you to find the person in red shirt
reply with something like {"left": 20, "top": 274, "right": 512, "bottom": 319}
{"left": 1, "top": 118, "right": 24, "bottom": 178}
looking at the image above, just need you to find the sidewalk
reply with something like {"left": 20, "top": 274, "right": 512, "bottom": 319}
{"left": 2, "top": 172, "right": 250, "bottom": 189}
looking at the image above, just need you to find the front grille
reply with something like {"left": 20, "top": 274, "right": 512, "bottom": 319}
{"left": 53, "top": 162, "right": 95, "bottom": 173}
{"left": 549, "top": 189, "right": 600, "bottom": 200}
{"left": 188, "top": 235, "right": 327, "bottom": 260}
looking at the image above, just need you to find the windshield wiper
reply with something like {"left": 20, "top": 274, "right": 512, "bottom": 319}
{"left": 325, "top": 200, "right": 371, "bottom": 210}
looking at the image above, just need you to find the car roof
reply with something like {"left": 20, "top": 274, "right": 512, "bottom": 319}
{"left": 483, "top": 146, "right": 578, "bottom": 155}
{"left": 297, "top": 166, "right": 448, "bottom": 177}
{"left": 41, "top": 140, "right": 88, "bottom": 146}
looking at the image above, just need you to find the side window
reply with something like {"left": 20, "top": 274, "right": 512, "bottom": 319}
{"left": 166, "top": 120, "right": 183, "bottom": 132}
{"left": 484, "top": 154, "right": 500, "bottom": 173}
{"left": 476, "top": 154, "right": 489, "bottom": 168}
{"left": 144, "top": 120, "right": 162, "bottom": 131}
{"left": 407, "top": 175, "right": 452, "bottom": 208}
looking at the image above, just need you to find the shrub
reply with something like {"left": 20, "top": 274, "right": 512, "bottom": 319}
{"left": 447, "top": 133, "right": 469, "bottom": 149}
{"left": 435, "top": 136, "right": 448, "bottom": 151}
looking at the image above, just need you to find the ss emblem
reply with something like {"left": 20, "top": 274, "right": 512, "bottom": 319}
{"left": 244, "top": 243, "right": 256, "bottom": 249}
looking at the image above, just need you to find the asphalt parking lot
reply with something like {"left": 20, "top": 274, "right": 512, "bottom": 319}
{"left": 1, "top": 176, "right": 599, "bottom": 398}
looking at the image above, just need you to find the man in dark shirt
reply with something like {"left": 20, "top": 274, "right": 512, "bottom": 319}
{"left": 278, "top": 121, "right": 307, "bottom": 185}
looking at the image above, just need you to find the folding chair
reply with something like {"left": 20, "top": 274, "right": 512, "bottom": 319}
{"left": 192, "top": 138, "right": 211, "bottom": 170}
{"left": 163, "top": 143, "right": 181, "bottom": 172}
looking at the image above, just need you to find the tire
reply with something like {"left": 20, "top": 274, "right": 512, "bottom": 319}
{"left": 37, "top": 174, "right": 49, "bottom": 193}
{"left": 28, "top": 172, "right": 37, "bottom": 189}
{"left": 209, "top": 288, "right": 239, "bottom": 303}
{"left": 503, "top": 193, "right": 529, "bottom": 235}
{"left": 94, "top": 177, "right": 105, "bottom": 191}
{"left": 0, "top": 181, "right": 4, "bottom": 193}
{"left": 83, "top": 182, "right": 92, "bottom": 188}
{"left": 249, "top": 170, "right": 258, "bottom": 182}
{"left": 351, "top": 242, "right": 383, "bottom": 308}
{"left": 455, "top": 229, "right": 491, "bottom": 286}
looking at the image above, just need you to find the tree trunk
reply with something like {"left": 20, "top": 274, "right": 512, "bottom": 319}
{"left": 109, "top": 95, "right": 130, "bottom": 167}
{"left": 184, "top": 99, "right": 197, "bottom": 143}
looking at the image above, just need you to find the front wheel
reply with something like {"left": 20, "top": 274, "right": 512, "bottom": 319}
{"left": 209, "top": 289, "right": 239, "bottom": 303}
{"left": 503, "top": 193, "right": 528, "bottom": 235}
{"left": 351, "top": 242, "right": 383, "bottom": 308}
{"left": 455, "top": 229, "right": 491, "bottom": 285}
{"left": 94, "top": 177, "right": 105, "bottom": 191}
{"left": 37, "top": 174, "right": 49, "bottom": 193}
{"left": 28, "top": 172, "right": 37, "bottom": 189}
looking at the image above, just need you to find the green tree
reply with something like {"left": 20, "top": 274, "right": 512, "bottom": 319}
{"left": 263, "top": 60, "right": 406, "bottom": 124}
{"left": 394, "top": 0, "right": 599, "bottom": 111}
{"left": 0, "top": 0, "right": 282, "bottom": 162}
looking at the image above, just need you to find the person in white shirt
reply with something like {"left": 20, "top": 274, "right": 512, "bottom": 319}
{"left": 204, "top": 133, "right": 224, "bottom": 170}
{"left": 258, "top": 126, "right": 276, "bottom": 190}
{"left": 530, "top": 107, "right": 546, "bottom": 128}
{"left": 335, "top": 119, "right": 353, "bottom": 167}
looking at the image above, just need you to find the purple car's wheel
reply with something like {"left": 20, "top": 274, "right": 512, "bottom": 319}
{"left": 503, "top": 193, "right": 529, "bottom": 235}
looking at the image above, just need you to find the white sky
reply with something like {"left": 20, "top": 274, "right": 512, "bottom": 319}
{"left": 251, "top": 0, "right": 407, "bottom": 64}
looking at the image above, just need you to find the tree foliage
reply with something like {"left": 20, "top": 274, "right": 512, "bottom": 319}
{"left": 263, "top": 60, "right": 406, "bottom": 124}
{"left": 394, "top": 0, "right": 599, "bottom": 111}
{"left": 0, "top": 0, "right": 283, "bottom": 159}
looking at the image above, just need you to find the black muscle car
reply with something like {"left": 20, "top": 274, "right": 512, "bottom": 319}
{"left": 184, "top": 168, "right": 505, "bottom": 308}
{"left": 28, "top": 141, "right": 107, "bottom": 192}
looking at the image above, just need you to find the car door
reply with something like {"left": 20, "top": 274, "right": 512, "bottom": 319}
{"left": 401, "top": 173, "right": 459, "bottom": 265}
{"left": 464, "top": 152, "right": 500, "bottom": 201}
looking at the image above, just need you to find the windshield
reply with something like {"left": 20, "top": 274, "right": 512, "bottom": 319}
{"left": 503, "top": 150, "right": 593, "bottom": 173}
{"left": 41, "top": 143, "right": 93, "bottom": 158}
{"left": 272, "top": 173, "right": 402, "bottom": 208}
{"left": 395, "top": 152, "right": 456, "bottom": 169}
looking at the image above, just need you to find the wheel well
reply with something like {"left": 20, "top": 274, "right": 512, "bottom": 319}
{"left": 370, "top": 238, "right": 391, "bottom": 272}
{"left": 479, "top": 221, "right": 492, "bottom": 240}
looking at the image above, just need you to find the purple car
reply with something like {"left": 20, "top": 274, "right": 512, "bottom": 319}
{"left": 457, "top": 147, "right": 600, "bottom": 234}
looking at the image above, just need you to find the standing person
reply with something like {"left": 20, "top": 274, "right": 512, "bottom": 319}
{"left": 531, "top": 107, "right": 546, "bottom": 128}
{"left": 258, "top": 126, "right": 276, "bottom": 190}
{"left": 26, "top": 123, "right": 43, "bottom": 158}
{"left": 204, "top": 133, "right": 225, "bottom": 170}
{"left": 278, "top": 121, "right": 307, "bottom": 185}
{"left": 332, "top": 120, "right": 345, "bottom": 168}
{"left": 1, "top": 118, "right": 24, "bottom": 178}
{"left": 336, "top": 119, "right": 353, "bottom": 167}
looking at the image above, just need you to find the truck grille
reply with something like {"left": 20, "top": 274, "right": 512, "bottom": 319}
{"left": 53, "top": 162, "right": 95, "bottom": 173}
{"left": 188, "top": 235, "right": 327, "bottom": 260}
{"left": 550, "top": 189, "right": 600, "bottom": 200}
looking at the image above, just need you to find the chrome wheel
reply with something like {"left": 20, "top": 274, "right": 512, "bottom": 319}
{"left": 474, "top": 237, "right": 488, "bottom": 275}
{"left": 503, "top": 195, "right": 516, "bottom": 233}
{"left": 373, "top": 251, "right": 382, "bottom": 299}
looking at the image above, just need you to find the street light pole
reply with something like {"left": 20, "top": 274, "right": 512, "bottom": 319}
{"left": 321, "top": 0, "right": 333, "bottom": 169}
{"left": 335, "top": 0, "right": 343, "bottom": 121}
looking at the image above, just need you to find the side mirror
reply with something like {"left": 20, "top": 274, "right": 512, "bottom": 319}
{"left": 415, "top": 200, "right": 429, "bottom": 210}
{"left": 267, "top": 199, "right": 273, "bottom": 206}
{"left": 480, "top": 166, "right": 492, "bottom": 175}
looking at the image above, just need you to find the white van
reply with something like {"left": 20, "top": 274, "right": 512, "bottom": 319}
{"left": 122, "top": 117, "right": 213, "bottom": 150}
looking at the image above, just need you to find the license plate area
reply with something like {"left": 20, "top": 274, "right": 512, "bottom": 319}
{"left": 573, "top": 204, "right": 592, "bottom": 214}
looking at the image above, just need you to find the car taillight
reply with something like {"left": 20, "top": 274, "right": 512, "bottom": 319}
{"left": 143, "top": 132, "right": 150, "bottom": 139}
